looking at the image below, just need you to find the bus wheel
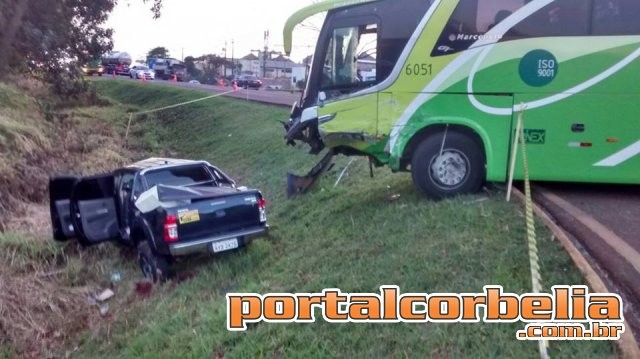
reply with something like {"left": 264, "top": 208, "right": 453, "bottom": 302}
{"left": 410, "top": 131, "right": 485, "bottom": 199}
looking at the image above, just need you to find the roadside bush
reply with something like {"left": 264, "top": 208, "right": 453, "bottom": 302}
{"left": 46, "top": 65, "right": 89, "bottom": 99}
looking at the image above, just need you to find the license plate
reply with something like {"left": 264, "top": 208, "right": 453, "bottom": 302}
{"left": 210, "top": 238, "right": 239, "bottom": 253}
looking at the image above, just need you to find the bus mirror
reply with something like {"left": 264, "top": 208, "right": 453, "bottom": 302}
{"left": 318, "top": 91, "right": 326, "bottom": 107}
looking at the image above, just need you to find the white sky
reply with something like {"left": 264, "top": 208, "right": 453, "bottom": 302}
{"left": 106, "top": 0, "right": 324, "bottom": 63}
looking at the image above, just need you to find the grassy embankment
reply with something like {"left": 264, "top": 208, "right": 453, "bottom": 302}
{"left": 0, "top": 78, "right": 168, "bottom": 356}
{"left": 1, "top": 78, "right": 615, "bottom": 357}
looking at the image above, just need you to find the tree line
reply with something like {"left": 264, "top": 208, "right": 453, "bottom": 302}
{"left": 0, "top": 0, "right": 162, "bottom": 95}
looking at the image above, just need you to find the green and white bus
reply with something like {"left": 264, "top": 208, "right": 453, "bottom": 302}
{"left": 282, "top": 0, "right": 640, "bottom": 198}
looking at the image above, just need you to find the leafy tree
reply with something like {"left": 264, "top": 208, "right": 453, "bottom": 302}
{"left": 184, "top": 56, "right": 202, "bottom": 78}
{"left": 147, "top": 46, "right": 170, "bottom": 60}
{"left": 142, "top": 0, "right": 163, "bottom": 19}
{"left": 0, "top": 0, "right": 116, "bottom": 93}
{"left": 190, "top": 54, "right": 235, "bottom": 84}
{"left": 0, "top": 0, "right": 163, "bottom": 95}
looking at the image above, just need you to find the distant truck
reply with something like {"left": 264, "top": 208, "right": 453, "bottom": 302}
{"left": 102, "top": 51, "right": 132, "bottom": 76}
{"left": 148, "top": 58, "right": 187, "bottom": 81}
{"left": 49, "top": 158, "right": 269, "bottom": 282}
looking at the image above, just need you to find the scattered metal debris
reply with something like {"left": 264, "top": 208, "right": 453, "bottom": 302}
{"left": 334, "top": 159, "right": 356, "bottom": 187}
{"left": 464, "top": 197, "right": 489, "bottom": 205}
{"left": 95, "top": 288, "right": 115, "bottom": 302}
{"left": 386, "top": 194, "right": 401, "bottom": 202}
{"left": 99, "top": 303, "right": 110, "bottom": 317}
{"left": 110, "top": 272, "right": 122, "bottom": 283}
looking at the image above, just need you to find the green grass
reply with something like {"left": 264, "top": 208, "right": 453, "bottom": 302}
{"left": 60, "top": 80, "right": 617, "bottom": 357}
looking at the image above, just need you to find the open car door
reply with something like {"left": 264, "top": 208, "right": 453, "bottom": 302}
{"left": 49, "top": 176, "right": 80, "bottom": 241}
{"left": 69, "top": 174, "right": 120, "bottom": 246}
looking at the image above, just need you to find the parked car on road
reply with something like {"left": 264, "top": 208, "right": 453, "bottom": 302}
{"left": 129, "top": 65, "right": 155, "bottom": 80}
{"left": 188, "top": 80, "right": 201, "bottom": 85}
{"left": 235, "top": 75, "right": 263, "bottom": 90}
{"left": 49, "top": 157, "right": 269, "bottom": 282}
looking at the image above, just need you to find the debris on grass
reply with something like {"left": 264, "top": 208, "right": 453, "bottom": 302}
{"left": 110, "top": 272, "right": 122, "bottom": 283}
{"left": 99, "top": 304, "right": 110, "bottom": 317}
{"left": 334, "top": 158, "right": 356, "bottom": 187}
{"left": 95, "top": 288, "right": 115, "bottom": 302}
{"left": 464, "top": 197, "right": 489, "bottom": 205}
{"left": 386, "top": 193, "right": 401, "bottom": 202}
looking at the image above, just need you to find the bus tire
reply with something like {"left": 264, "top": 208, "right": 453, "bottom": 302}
{"left": 410, "top": 131, "right": 485, "bottom": 199}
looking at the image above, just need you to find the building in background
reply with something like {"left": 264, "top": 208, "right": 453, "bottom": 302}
{"left": 238, "top": 51, "right": 306, "bottom": 80}
{"left": 238, "top": 53, "right": 261, "bottom": 76}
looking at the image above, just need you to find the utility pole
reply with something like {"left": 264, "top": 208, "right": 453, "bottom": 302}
{"left": 263, "top": 30, "right": 269, "bottom": 78}
{"left": 223, "top": 41, "right": 227, "bottom": 77}
{"left": 231, "top": 39, "right": 235, "bottom": 76}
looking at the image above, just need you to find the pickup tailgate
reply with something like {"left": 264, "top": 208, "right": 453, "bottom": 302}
{"left": 159, "top": 185, "right": 264, "bottom": 242}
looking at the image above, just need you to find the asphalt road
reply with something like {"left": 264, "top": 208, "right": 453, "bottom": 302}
{"left": 541, "top": 182, "right": 640, "bottom": 252}
{"left": 100, "top": 75, "right": 301, "bottom": 108}
{"left": 533, "top": 182, "right": 640, "bottom": 343}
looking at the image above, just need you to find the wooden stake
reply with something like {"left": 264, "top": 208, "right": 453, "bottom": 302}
{"left": 506, "top": 104, "right": 526, "bottom": 202}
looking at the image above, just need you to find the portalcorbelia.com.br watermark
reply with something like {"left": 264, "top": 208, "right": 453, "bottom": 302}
{"left": 226, "top": 285, "right": 624, "bottom": 340}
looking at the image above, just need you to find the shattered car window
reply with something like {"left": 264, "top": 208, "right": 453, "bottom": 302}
{"left": 144, "top": 165, "right": 213, "bottom": 188}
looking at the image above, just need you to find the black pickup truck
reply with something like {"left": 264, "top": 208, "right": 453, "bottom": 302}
{"left": 49, "top": 158, "right": 269, "bottom": 282}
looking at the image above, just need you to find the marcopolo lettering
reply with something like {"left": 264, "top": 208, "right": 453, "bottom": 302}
{"left": 455, "top": 33, "right": 503, "bottom": 41}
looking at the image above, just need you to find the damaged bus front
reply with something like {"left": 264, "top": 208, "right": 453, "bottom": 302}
{"left": 284, "top": 0, "right": 640, "bottom": 199}
{"left": 283, "top": 0, "right": 438, "bottom": 196}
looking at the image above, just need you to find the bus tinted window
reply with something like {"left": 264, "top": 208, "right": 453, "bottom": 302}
{"left": 592, "top": 0, "right": 640, "bottom": 35}
{"left": 503, "top": 0, "right": 590, "bottom": 40}
{"left": 377, "top": 0, "right": 433, "bottom": 80}
{"left": 432, "top": 0, "right": 526, "bottom": 56}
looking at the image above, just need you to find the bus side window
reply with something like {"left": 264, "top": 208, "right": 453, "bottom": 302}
{"left": 432, "top": 0, "right": 526, "bottom": 57}
{"left": 503, "top": 0, "right": 591, "bottom": 40}
{"left": 592, "top": 0, "right": 640, "bottom": 35}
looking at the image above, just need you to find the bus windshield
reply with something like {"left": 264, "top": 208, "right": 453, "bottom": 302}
{"left": 321, "top": 23, "right": 377, "bottom": 91}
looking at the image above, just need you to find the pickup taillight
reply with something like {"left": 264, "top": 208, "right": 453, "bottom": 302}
{"left": 258, "top": 197, "right": 267, "bottom": 223}
{"left": 163, "top": 214, "right": 179, "bottom": 242}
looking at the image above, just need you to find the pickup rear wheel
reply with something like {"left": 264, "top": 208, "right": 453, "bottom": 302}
{"left": 410, "top": 131, "right": 485, "bottom": 199}
{"left": 138, "top": 241, "right": 170, "bottom": 283}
